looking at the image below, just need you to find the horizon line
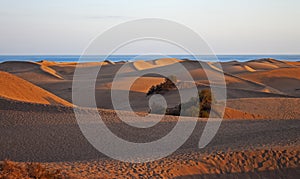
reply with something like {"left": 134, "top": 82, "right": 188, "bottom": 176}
{"left": 0, "top": 53, "right": 300, "bottom": 56}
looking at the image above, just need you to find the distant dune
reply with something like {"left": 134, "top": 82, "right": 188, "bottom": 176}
{"left": 1, "top": 58, "right": 300, "bottom": 114}
{"left": 132, "top": 58, "right": 181, "bottom": 70}
{"left": 218, "top": 58, "right": 294, "bottom": 74}
{"left": 0, "top": 61, "right": 64, "bottom": 81}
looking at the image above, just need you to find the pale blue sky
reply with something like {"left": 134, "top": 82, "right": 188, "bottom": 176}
{"left": 0, "top": 0, "right": 299, "bottom": 54}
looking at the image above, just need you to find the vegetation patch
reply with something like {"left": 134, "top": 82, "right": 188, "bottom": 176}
{"left": 148, "top": 86, "right": 213, "bottom": 118}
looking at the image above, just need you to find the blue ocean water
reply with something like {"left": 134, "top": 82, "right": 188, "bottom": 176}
{"left": 0, "top": 55, "right": 299, "bottom": 63}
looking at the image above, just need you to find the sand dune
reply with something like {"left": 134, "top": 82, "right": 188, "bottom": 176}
{"left": 0, "top": 61, "right": 125, "bottom": 102}
{"left": 154, "top": 58, "right": 182, "bottom": 65}
{"left": 219, "top": 58, "right": 295, "bottom": 74}
{"left": 238, "top": 67, "right": 300, "bottom": 96}
{"left": 0, "top": 71, "right": 72, "bottom": 106}
{"left": 106, "top": 76, "right": 165, "bottom": 93}
{"left": 285, "top": 61, "right": 300, "bottom": 67}
{"left": 179, "top": 60, "right": 280, "bottom": 94}
{"left": 245, "top": 61, "right": 279, "bottom": 70}
{"left": 222, "top": 64, "right": 256, "bottom": 74}
{"left": 133, "top": 60, "right": 155, "bottom": 70}
{"left": 1, "top": 58, "right": 299, "bottom": 110}
{"left": 132, "top": 58, "right": 181, "bottom": 71}
{"left": 245, "top": 58, "right": 293, "bottom": 69}
{"left": 0, "top": 58, "right": 295, "bottom": 110}
{"left": 0, "top": 61, "right": 64, "bottom": 81}
{"left": 216, "top": 61, "right": 257, "bottom": 74}
{"left": 1, "top": 58, "right": 300, "bottom": 178}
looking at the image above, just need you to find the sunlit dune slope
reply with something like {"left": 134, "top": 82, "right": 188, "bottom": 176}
{"left": 0, "top": 71, "right": 72, "bottom": 106}
{"left": 222, "top": 107, "right": 264, "bottom": 119}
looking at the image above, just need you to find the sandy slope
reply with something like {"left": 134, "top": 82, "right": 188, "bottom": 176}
{"left": 0, "top": 71, "right": 72, "bottom": 106}
{"left": 0, "top": 98, "right": 299, "bottom": 161}
{"left": 237, "top": 67, "right": 300, "bottom": 97}
{"left": 0, "top": 99, "right": 299, "bottom": 178}
{"left": 222, "top": 107, "right": 264, "bottom": 119}
{"left": 227, "top": 98, "right": 300, "bottom": 119}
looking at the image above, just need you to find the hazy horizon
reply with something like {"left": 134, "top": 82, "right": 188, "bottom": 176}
{"left": 1, "top": 53, "right": 300, "bottom": 55}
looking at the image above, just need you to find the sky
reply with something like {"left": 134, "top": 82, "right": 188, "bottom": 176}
{"left": 0, "top": 0, "right": 299, "bottom": 55}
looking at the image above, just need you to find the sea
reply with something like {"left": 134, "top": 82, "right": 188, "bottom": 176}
{"left": 0, "top": 55, "right": 299, "bottom": 63}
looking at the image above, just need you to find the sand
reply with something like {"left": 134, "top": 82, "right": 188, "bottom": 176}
{"left": 0, "top": 99, "right": 299, "bottom": 178}
{"left": 1, "top": 148, "right": 299, "bottom": 178}
{"left": 227, "top": 98, "right": 300, "bottom": 119}
{"left": 1, "top": 58, "right": 300, "bottom": 178}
